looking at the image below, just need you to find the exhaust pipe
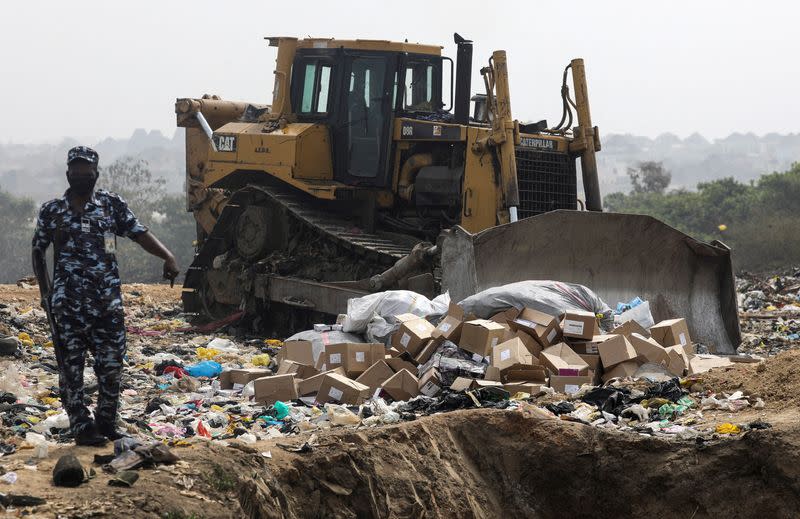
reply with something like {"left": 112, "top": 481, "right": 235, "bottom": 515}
{"left": 453, "top": 33, "right": 473, "bottom": 126}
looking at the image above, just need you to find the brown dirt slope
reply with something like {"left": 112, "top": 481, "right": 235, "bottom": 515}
{"left": 703, "top": 349, "right": 800, "bottom": 410}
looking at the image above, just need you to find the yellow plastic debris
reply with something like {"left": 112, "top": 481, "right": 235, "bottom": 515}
{"left": 17, "top": 332, "right": 34, "bottom": 347}
{"left": 716, "top": 423, "right": 741, "bottom": 434}
{"left": 210, "top": 404, "right": 225, "bottom": 412}
{"left": 264, "top": 339, "right": 283, "bottom": 347}
{"left": 43, "top": 340, "right": 53, "bottom": 348}
{"left": 717, "top": 224, "right": 727, "bottom": 232}
{"left": 766, "top": 305, "right": 777, "bottom": 311}
{"left": 40, "top": 397, "right": 60, "bottom": 406}
{"left": 251, "top": 354, "right": 271, "bottom": 366}
{"left": 196, "top": 347, "right": 220, "bottom": 360}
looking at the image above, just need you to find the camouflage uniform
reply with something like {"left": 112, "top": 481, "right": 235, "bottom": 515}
{"left": 32, "top": 181, "right": 147, "bottom": 434}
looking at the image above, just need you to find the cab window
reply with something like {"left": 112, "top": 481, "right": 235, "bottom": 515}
{"left": 402, "top": 59, "right": 441, "bottom": 112}
{"left": 298, "top": 61, "right": 333, "bottom": 114}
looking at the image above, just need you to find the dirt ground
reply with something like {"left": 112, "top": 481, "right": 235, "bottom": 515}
{"left": 1, "top": 283, "right": 799, "bottom": 518}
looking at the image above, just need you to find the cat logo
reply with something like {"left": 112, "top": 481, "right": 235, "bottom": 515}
{"left": 433, "top": 125, "right": 442, "bottom": 137}
{"left": 213, "top": 134, "right": 237, "bottom": 152}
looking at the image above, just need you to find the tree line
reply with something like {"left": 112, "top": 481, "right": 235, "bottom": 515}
{"left": 605, "top": 161, "right": 800, "bottom": 271}
{"left": 0, "top": 158, "right": 196, "bottom": 284}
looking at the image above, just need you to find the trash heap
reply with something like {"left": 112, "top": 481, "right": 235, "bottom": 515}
{"left": 0, "top": 278, "right": 772, "bottom": 476}
{"left": 737, "top": 268, "right": 800, "bottom": 355}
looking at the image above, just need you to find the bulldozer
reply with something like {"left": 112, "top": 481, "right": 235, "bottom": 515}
{"left": 175, "top": 34, "right": 740, "bottom": 354}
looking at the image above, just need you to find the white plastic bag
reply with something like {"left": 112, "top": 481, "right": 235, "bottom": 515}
{"left": 615, "top": 300, "right": 655, "bottom": 329}
{"left": 343, "top": 290, "right": 449, "bottom": 334}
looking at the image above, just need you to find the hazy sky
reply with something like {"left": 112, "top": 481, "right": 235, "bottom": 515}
{"left": 2, "top": 0, "right": 798, "bottom": 143}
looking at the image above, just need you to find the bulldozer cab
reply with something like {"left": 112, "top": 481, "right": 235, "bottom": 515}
{"left": 289, "top": 47, "right": 448, "bottom": 187}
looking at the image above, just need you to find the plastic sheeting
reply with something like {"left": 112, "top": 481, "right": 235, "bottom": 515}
{"left": 342, "top": 290, "right": 450, "bottom": 344}
{"left": 458, "top": 280, "right": 614, "bottom": 330}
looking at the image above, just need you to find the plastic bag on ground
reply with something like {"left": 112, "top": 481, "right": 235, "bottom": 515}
{"left": 458, "top": 280, "right": 613, "bottom": 329}
{"left": 285, "top": 330, "right": 365, "bottom": 364}
{"left": 184, "top": 361, "right": 222, "bottom": 378}
{"left": 342, "top": 290, "right": 450, "bottom": 337}
{"left": 326, "top": 404, "right": 361, "bottom": 426}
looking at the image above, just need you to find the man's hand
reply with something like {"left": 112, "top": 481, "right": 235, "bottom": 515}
{"left": 134, "top": 231, "right": 180, "bottom": 287}
{"left": 163, "top": 255, "right": 179, "bottom": 287}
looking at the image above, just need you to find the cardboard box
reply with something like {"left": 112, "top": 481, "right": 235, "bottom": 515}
{"left": 509, "top": 308, "right": 560, "bottom": 348}
{"left": 380, "top": 369, "right": 420, "bottom": 401}
{"left": 315, "top": 373, "right": 371, "bottom": 405}
{"left": 484, "top": 365, "right": 502, "bottom": 382}
{"left": 414, "top": 338, "right": 441, "bottom": 365}
{"left": 504, "top": 365, "right": 548, "bottom": 382}
{"left": 386, "top": 356, "right": 418, "bottom": 374}
{"left": 628, "top": 333, "right": 668, "bottom": 365}
{"left": 325, "top": 343, "right": 385, "bottom": 377}
{"left": 490, "top": 307, "right": 521, "bottom": 325}
{"left": 459, "top": 319, "right": 506, "bottom": 357}
{"left": 578, "top": 353, "right": 601, "bottom": 372}
{"left": 432, "top": 302, "right": 465, "bottom": 343}
{"left": 502, "top": 382, "right": 546, "bottom": 395}
{"left": 539, "top": 343, "right": 589, "bottom": 376}
{"left": 595, "top": 334, "right": 637, "bottom": 368}
{"left": 549, "top": 374, "right": 593, "bottom": 395}
{"left": 650, "top": 318, "right": 692, "bottom": 348}
{"left": 297, "top": 367, "right": 346, "bottom": 396}
{"left": 664, "top": 345, "right": 691, "bottom": 376}
{"left": 220, "top": 368, "right": 272, "bottom": 390}
{"left": 277, "top": 340, "right": 316, "bottom": 366}
{"left": 449, "top": 377, "right": 503, "bottom": 391}
{"left": 253, "top": 374, "right": 298, "bottom": 404}
{"left": 689, "top": 354, "right": 734, "bottom": 374}
{"left": 515, "top": 330, "right": 542, "bottom": 358}
{"left": 275, "top": 360, "right": 319, "bottom": 379}
{"left": 561, "top": 310, "right": 599, "bottom": 340}
{"left": 392, "top": 316, "right": 436, "bottom": 356}
{"left": 611, "top": 320, "right": 650, "bottom": 339}
{"left": 491, "top": 337, "right": 533, "bottom": 373}
{"left": 355, "top": 360, "right": 395, "bottom": 392}
{"left": 568, "top": 336, "right": 603, "bottom": 355}
{"left": 602, "top": 360, "right": 640, "bottom": 382}
{"left": 418, "top": 368, "right": 444, "bottom": 397}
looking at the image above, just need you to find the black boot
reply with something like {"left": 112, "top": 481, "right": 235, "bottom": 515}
{"left": 74, "top": 424, "right": 108, "bottom": 447}
{"left": 96, "top": 420, "right": 128, "bottom": 441}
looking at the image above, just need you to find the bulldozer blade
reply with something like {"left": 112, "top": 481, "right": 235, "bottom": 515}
{"left": 440, "top": 210, "right": 740, "bottom": 354}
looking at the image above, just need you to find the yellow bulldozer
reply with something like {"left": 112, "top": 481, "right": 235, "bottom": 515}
{"left": 175, "top": 34, "right": 740, "bottom": 353}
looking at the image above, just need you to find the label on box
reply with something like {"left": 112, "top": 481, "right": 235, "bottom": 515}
{"left": 586, "top": 344, "right": 598, "bottom": 354}
{"left": 500, "top": 349, "right": 511, "bottom": 361}
{"left": 491, "top": 337, "right": 499, "bottom": 348}
{"left": 564, "top": 320, "right": 584, "bottom": 335}
{"left": 329, "top": 353, "right": 342, "bottom": 364}
{"left": 439, "top": 322, "right": 452, "bottom": 332}
{"left": 400, "top": 333, "right": 411, "bottom": 347}
{"left": 515, "top": 319, "right": 534, "bottom": 328}
{"left": 355, "top": 351, "right": 365, "bottom": 362}
{"left": 472, "top": 353, "right": 484, "bottom": 363}
{"left": 558, "top": 368, "right": 581, "bottom": 376}
{"left": 679, "top": 332, "right": 687, "bottom": 346}
{"left": 420, "top": 381, "right": 440, "bottom": 396}
{"left": 547, "top": 328, "right": 557, "bottom": 343}
{"left": 564, "top": 384, "right": 580, "bottom": 394}
{"left": 233, "top": 383, "right": 244, "bottom": 390}
{"left": 328, "top": 387, "right": 344, "bottom": 401}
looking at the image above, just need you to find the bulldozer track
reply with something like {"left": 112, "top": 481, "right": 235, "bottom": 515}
{"left": 184, "top": 182, "right": 419, "bottom": 310}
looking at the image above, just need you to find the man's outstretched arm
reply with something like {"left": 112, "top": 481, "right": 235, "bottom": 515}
{"left": 134, "top": 231, "right": 180, "bottom": 285}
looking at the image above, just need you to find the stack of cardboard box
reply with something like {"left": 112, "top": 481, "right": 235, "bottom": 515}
{"left": 218, "top": 306, "right": 702, "bottom": 405}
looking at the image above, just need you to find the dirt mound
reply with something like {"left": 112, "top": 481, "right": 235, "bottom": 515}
{"left": 236, "top": 408, "right": 800, "bottom": 519}
{"left": 702, "top": 349, "right": 800, "bottom": 409}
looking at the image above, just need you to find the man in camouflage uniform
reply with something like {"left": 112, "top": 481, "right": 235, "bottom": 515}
{"left": 32, "top": 146, "right": 179, "bottom": 446}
